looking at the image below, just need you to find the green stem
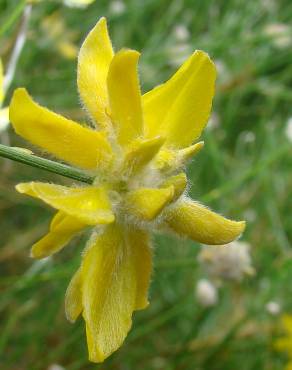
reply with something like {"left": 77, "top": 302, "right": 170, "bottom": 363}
{"left": 0, "top": 144, "right": 94, "bottom": 184}
{"left": 0, "top": 0, "right": 26, "bottom": 37}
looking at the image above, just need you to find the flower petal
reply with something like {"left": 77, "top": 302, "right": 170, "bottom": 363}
{"left": 31, "top": 211, "right": 87, "bottom": 259}
{"left": 16, "top": 182, "right": 115, "bottom": 226}
{"left": 123, "top": 136, "right": 165, "bottom": 175}
{"left": 65, "top": 267, "right": 83, "bottom": 323}
{"left": 126, "top": 186, "right": 174, "bottom": 221}
{"left": 82, "top": 224, "right": 152, "bottom": 362}
{"left": 274, "top": 337, "right": 292, "bottom": 352}
{"left": 107, "top": 49, "right": 144, "bottom": 146}
{"left": 178, "top": 141, "right": 204, "bottom": 163}
{"left": 281, "top": 315, "right": 292, "bottom": 335}
{"left": 161, "top": 173, "right": 187, "bottom": 201}
{"left": 77, "top": 17, "right": 114, "bottom": 129}
{"left": 165, "top": 199, "right": 246, "bottom": 245}
{"left": 9, "top": 88, "right": 112, "bottom": 170}
{"left": 129, "top": 228, "right": 152, "bottom": 310}
{"left": 154, "top": 142, "right": 204, "bottom": 172}
{"left": 143, "top": 51, "right": 216, "bottom": 148}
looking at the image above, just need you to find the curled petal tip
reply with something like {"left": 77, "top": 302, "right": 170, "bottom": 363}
{"left": 15, "top": 183, "right": 28, "bottom": 193}
{"left": 165, "top": 200, "right": 247, "bottom": 245}
{"left": 30, "top": 248, "right": 41, "bottom": 259}
{"left": 237, "top": 220, "right": 246, "bottom": 236}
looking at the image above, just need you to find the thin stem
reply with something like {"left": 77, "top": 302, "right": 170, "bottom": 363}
{"left": 0, "top": 0, "right": 26, "bottom": 37}
{"left": 0, "top": 144, "right": 94, "bottom": 184}
{"left": 3, "top": 4, "right": 32, "bottom": 93}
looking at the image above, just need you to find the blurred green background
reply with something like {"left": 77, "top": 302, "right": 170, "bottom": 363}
{"left": 0, "top": 0, "right": 291, "bottom": 369}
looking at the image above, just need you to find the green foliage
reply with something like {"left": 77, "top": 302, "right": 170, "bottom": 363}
{"left": 0, "top": 0, "right": 291, "bottom": 369}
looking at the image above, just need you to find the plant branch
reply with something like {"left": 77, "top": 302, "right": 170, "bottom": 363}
{"left": 3, "top": 4, "right": 32, "bottom": 93}
{"left": 0, "top": 144, "right": 94, "bottom": 184}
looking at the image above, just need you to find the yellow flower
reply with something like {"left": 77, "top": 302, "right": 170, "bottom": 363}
{"left": 9, "top": 18, "right": 245, "bottom": 362}
{"left": 41, "top": 12, "right": 78, "bottom": 60}
{"left": 275, "top": 315, "right": 292, "bottom": 369}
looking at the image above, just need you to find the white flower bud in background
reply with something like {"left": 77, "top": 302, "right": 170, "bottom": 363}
{"left": 266, "top": 301, "right": 281, "bottom": 316}
{"left": 173, "top": 24, "right": 190, "bottom": 42}
{"left": 109, "top": 0, "right": 126, "bottom": 15}
{"left": 240, "top": 130, "right": 256, "bottom": 144}
{"left": 285, "top": 117, "right": 292, "bottom": 142}
{"left": 260, "top": 0, "right": 277, "bottom": 11}
{"left": 0, "top": 107, "right": 9, "bottom": 133}
{"left": 47, "top": 364, "right": 65, "bottom": 370}
{"left": 63, "top": 0, "right": 95, "bottom": 8}
{"left": 243, "top": 208, "right": 257, "bottom": 223}
{"left": 198, "top": 241, "right": 255, "bottom": 282}
{"left": 195, "top": 279, "right": 218, "bottom": 307}
{"left": 263, "top": 23, "right": 291, "bottom": 48}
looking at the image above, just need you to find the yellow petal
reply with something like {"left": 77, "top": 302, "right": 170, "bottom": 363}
{"left": 161, "top": 173, "right": 187, "bottom": 201}
{"left": 107, "top": 49, "right": 144, "bottom": 146}
{"left": 50, "top": 210, "right": 67, "bottom": 230}
{"left": 81, "top": 224, "right": 152, "bottom": 362}
{"left": 282, "top": 315, "right": 292, "bottom": 335}
{"left": 154, "top": 142, "right": 204, "bottom": 172}
{"left": 143, "top": 51, "right": 216, "bottom": 148}
{"left": 77, "top": 17, "right": 114, "bottom": 130}
{"left": 128, "top": 228, "right": 152, "bottom": 310}
{"left": 126, "top": 186, "right": 174, "bottom": 221}
{"left": 9, "top": 88, "right": 112, "bottom": 170}
{"left": 274, "top": 337, "right": 292, "bottom": 352}
{"left": 165, "top": 199, "right": 245, "bottom": 245}
{"left": 31, "top": 211, "right": 86, "bottom": 259}
{"left": 65, "top": 268, "right": 83, "bottom": 323}
{"left": 123, "top": 136, "right": 165, "bottom": 175}
{"left": 0, "top": 59, "right": 4, "bottom": 105}
{"left": 16, "top": 182, "right": 115, "bottom": 226}
{"left": 178, "top": 141, "right": 204, "bottom": 163}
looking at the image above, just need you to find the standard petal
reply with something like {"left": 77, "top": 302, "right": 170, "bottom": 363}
{"left": 16, "top": 182, "right": 115, "bottom": 226}
{"left": 107, "top": 49, "right": 144, "bottom": 146}
{"left": 31, "top": 211, "right": 87, "bottom": 259}
{"left": 77, "top": 17, "right": 114, "bottom": 129}
{"left": 9, "top": 88, "right": 112, "bottom": 170}
{"left": 65, "top": 268, "right": 83, "bottom": 323}
{"left": 165, "top": 199, "right": 246, "bottom": 245}
{"left": 126, "top": 186, "right": 174, "bottom": 221}
{"left": 81, "top": 224, "right": 152, "bottom": 362}
{"left": 143, "top": 51, "right": 216, "bottom": 148}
